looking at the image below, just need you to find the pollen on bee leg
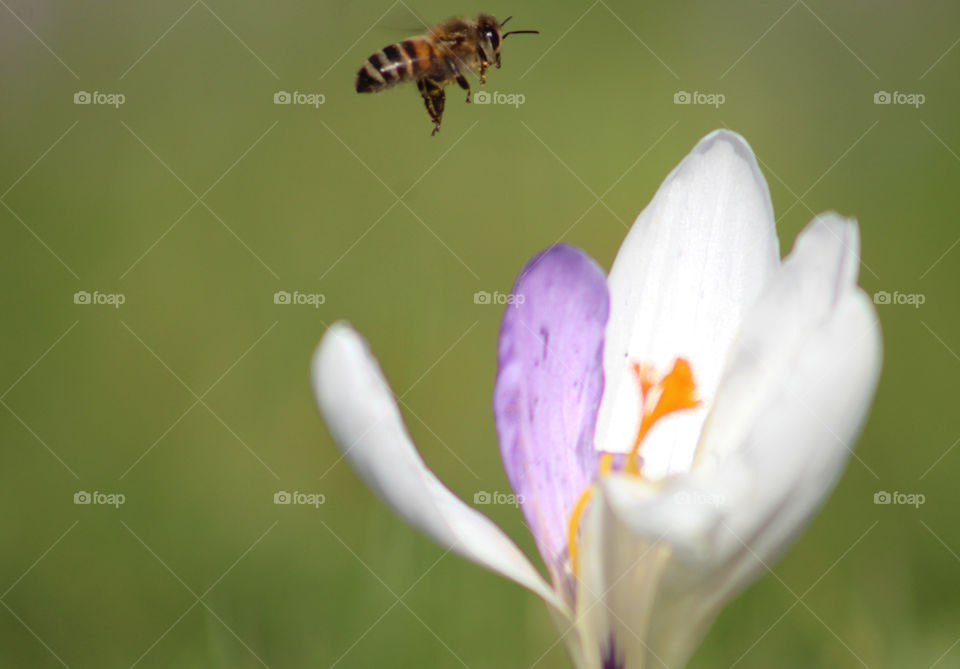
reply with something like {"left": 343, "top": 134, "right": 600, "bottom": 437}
{"left": 626, "top": 358, "right": 702, "bottom": 475}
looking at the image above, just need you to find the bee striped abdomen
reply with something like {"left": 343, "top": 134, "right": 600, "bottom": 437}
{"left": 356, "top": 39, "right": 435, "bottom": 93}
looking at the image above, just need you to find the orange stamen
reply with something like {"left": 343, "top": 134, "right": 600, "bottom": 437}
{"left": 627, "top": 358, "right": 701, "bottom": 474}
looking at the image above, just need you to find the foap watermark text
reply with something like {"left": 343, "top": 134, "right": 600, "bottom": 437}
{"left": 74, "top": 291, "right": 125, "bottom": 308}
{"left": 74, "top": 490, "right": 126, "bottom": 508}
{"left": 873, "top": 290, "right": 924, "bottom": 308}
{"left": 474, "top": 290, "right": 524, "bottom": 305}
{"left": 274, "top": 490, "right": 325, "bottom": 507}
{"left": 274, "top": 91, "right": 325, "bottom": 108}
{"left": 274, "top": 290, "right": 325, "bottom": 308}
{"left": 474, "top": 491, "right": 524, "bottom": 507}
{"left": 874, "top": 490, "right": 925, "bottom": 508}
{"left": 74, "top": 91, "right": 126, "bottom": 108}
{"left": 674, "top": 90, "right": 725, "bottom": 108}
{"left": 674, "top": 490, "right": 726, "bottom": 507}
{"left": 472, "top": 90, "right": 525, "bottom": 107}
{"left": 874, "top": 91, "right": 925, "bottom": 108}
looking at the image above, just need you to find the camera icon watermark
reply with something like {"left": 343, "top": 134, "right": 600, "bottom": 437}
{"left": 73, "top": 290, "right": 126, "bottom": 308}
{"left": 674, "top": 90, "right": 725, "bottom": 108}
{"left": 74, "top": 91, "right": 126, "bottom": 108}
{"left": 273, "top": 290, "right": 325, "bottom": 308}
{"left": 873, "top": 90, "right": 925, "bottom": 108}
{"left": 274, "top": 490, "right": 325, "bottom": 508}
{"left": 872, "top": 290, "right": 925, "bottom": 308}
{"left": 74, "top": 490, "right": 126, "bottom": 508}
{"left": 473, "top": 290, "right": 524, "bottom": 305}
{"left": 274, "top": 90, "right": 325, "bottom": 108}
{"left": 874, "top": 490, "right": 925, "bottom": 508}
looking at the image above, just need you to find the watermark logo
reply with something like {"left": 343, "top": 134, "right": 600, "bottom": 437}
{"left": 674, "top": 90, "right": 725, "bottom": 108}
{"left": 473, "top": 290, "right": 524, "bottom": 305}
{"left": 274, "top": 91, "right": 325, "bottom": 108}
{"left": 74, "top": 291, "right": 125, "bottom": 308}
{"left": 273, "top": 290, "right": 325, "bottom": 308}
{"left": 472, "top": 90, "right": 526, "bottom": 108}
{"left": 74, "top": 490, "right": 126, "bottom": 508}
{"left": 674, "top": 490, "right": 726, "bottom": 507}
{"left": 474, "top": 491, "right": 524, "bottom": 506}
{"left": 74, "top": 91, "right": 126, "bottom": 108}
{"left": 873, "top": 290, "right": 925, "bottom": 308}
{"left": 874, "top": 490, "right": 925, "bottom": 508}
{"left": 873, "top": 91, "right": 925, "bottom": 108}
{"left": 273, "top": 490, "right": 325, "bottom": 507}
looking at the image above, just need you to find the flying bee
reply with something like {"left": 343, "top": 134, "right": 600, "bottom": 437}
{"left": 355, "top": 14, "right": 539, "bottom": 136}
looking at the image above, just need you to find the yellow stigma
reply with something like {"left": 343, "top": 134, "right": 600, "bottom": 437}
{"left": 567, "top": 486, "right": 594, "bottom": 577}
{"left": 599, "top": 452, "right": 614, "bottom": 476}
{"left": 566, "top": 358, "right": 701, "bottom": 578}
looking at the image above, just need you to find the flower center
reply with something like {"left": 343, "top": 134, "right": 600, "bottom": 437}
{"left": 567, "top": 358, "right": 701, "bottom": 576}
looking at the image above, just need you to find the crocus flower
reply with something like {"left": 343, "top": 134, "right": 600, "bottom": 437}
{"left": 311, "top": 130, "right": 882, "bottom": 669}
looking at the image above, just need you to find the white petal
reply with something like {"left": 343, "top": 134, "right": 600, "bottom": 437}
{"left": 596, "top": 130, "right": 780, "bottom": 480}
{"left": 696, "top": 213, "right": 865, "bottom": 472}
{"left": 312, "top": 322, "right": 567, "bottom": 614}
{"left": 672, "top": 290, "right": 879, "bottom": 650}
{"left": 577, "top": 215, "right": 881, "bottom": 665}
{"left": 696, "top": 218, "right": 881, "bottom": 596}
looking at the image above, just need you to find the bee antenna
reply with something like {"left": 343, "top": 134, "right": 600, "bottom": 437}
{"left": 503, "top": 29, "right": 540, "bottom": 38}
{"left": 500, "top": 16, "right": 513, "bottom": 28}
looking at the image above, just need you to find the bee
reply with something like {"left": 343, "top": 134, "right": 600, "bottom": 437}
{"left": 355, "top": 14, "right": 539, "bottom": 136}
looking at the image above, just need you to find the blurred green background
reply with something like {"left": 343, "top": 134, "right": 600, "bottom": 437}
{"left": 1, "top": 1, "right": 958, "bottom": 667}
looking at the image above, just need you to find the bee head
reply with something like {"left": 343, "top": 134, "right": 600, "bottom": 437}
{"left": 477, "top": 15, "right": 539, "bottom": 68}
{"left": 476, "top": 14, "right": 503, "bottom": 67}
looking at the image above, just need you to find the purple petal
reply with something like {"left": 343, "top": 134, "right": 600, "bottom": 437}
{"left": 493, "top": 244, "right": 609, "bottom": 580}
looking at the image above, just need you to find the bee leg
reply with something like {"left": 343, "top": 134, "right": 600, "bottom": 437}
{"left": 445, "top": 58, "right": 472, "bottom": 102}
{"left": 479, "top": 62, "right": 488, "bottom": 84}
{"left": 417, "top": 78, "right": 446, "bottom": 136}
{"left": 455, "top": 74, "right": 471, "bottom": 102}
